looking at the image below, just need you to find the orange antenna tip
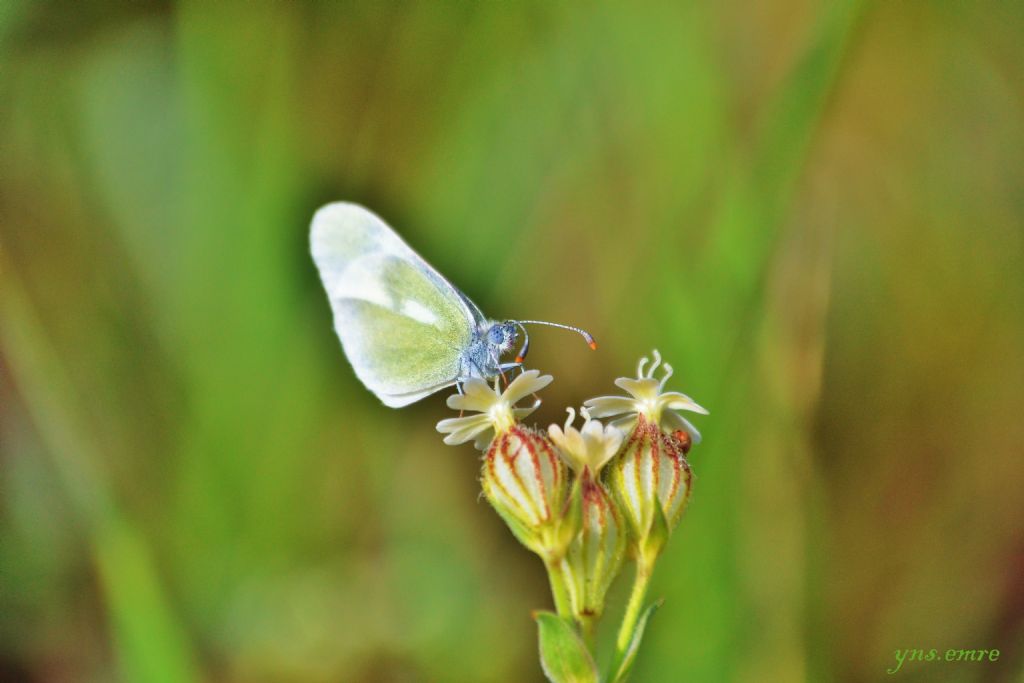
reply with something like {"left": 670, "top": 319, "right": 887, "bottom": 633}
{"left": 588, "top": 340, "right": 598, "bottom": 350}
{"left": 515, "top": 355, "right": 525, "bottom": 363}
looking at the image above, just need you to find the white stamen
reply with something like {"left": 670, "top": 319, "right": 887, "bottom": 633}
{"left": 647, "top": 349, "right": 662, "bottom": 378}
{"left": 660, "top": 362, "right": 674, "bottom": 390}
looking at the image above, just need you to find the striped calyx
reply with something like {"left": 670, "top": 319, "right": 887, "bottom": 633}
{"left": 609, "top": 414, "right": 693, "bottom": 563}
{"left": 481, "top": 425, "right": 571, "bottom": 558}
{"left": 565, "top": 470, "right": 626, "bottom": 621}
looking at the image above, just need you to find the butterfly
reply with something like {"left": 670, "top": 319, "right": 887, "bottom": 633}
{"left": 310, "top": 202, "right": 596, "bottom": 407}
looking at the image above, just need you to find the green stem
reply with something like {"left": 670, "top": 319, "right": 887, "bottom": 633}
{"left": 615, "top": 559, "right": 653, "bottom": 655}
{"left": 579, "top": 613, "right": 597, "bottom": 650}
{"left": 544, "top": 557, "right": 573, "bottom": 619}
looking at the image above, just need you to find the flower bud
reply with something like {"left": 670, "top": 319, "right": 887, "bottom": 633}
{"left": 564, "top": 470, "right": 626, "bottom": 622}
{"left": 481, "top": 425, "right": 573, "bottom": 559}
{"left": 609, "top": 415, "right": 692, "bottom": 565}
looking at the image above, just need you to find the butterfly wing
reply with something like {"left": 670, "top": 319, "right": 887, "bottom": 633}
{"left": 311, "top": 202, "right": 483, "bottom": 407}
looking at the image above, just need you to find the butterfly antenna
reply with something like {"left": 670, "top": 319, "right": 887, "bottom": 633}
{"left": 515, "top": 320, "right": 598, "bottom": 354}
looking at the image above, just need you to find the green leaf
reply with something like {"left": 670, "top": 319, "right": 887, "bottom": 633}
{"left": 534, "top": 611, "right": 599, "bottom": 683}
{"left": 610, "top": 599, "right": 664, "bottom": 683}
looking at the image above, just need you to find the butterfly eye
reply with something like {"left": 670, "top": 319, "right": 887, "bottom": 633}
{"left": 488, "top": 326, "right": 505, "bottom": 344}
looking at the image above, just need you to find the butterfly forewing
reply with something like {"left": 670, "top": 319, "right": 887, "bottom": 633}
{"left": 311, "top": 203, "right": 478, "bottom": 406}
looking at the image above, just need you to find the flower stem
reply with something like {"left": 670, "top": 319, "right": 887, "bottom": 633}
{"left": 615, "top": 558, "right": 653, "bottom": 656}
{"left": 544, "top": 557, "right": 573, "bottom": 619}
{"left": 579, "top": 613, "right": 597, "bottom": 649}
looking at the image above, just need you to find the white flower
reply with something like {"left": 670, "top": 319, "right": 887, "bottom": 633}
{"left": 547, "top": 407, "right": 623, "bottom": 475}
{"left": 436, "top": 370, "right": 553, "bottom": 449}
{"left": 583, "top": 350, "right": 708, "bottom": 444}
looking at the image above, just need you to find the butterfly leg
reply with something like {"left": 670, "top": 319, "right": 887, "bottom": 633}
{"left": 489, "top": 350, "right": 514, "bottom": 388}
{"left": 497, "top": 359, "right": 528, "bottom": 387}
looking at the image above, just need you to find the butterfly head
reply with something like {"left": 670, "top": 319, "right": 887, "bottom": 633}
{"left": 486, "top": 322, "right": 519, "bottom": 355}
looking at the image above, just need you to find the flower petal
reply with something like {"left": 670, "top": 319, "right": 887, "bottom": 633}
{"left": 547, "top": 423, "right": 566, "bottom": 444}
{"left": 613, "top": 377, "right": 660, "bottom": 401}
{"left": 436, "top": 414, "right": 479, "bottom": 432}
{"left": 579, "top": 418, "right": 606, "bottom": 441}
{"left": 610, "top": 415, "right": 639, "bottom": 433}
{"left": 503, "top": 370, "right": 553, "bottom": 405}
{"left": 559, "top": 430, "right": 586, "bottom": 469}
{"left": 661, "top": 392, "right": 709, "bottom": 415}
{"left": 512, "top": 402, "right": 541, "bottom": 421}
{"left": 586, "top": 425, "right": 623, "bottom": 471}
{"left": 446, "top": 378, "right": 499, "bottom": 412}
{"left": 444, "top": 424, "right": 491, "bottom": 446}
{"left": 436, "top": 414, "right": 493, "bottom": 445}
{"left": 582, "top": 396, "right": 637, "bottom": 418}
{"left": 547, "top": 424, "right": 578, "bottom": 470}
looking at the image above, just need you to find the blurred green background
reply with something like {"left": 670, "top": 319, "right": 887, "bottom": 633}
{"left": 2, "top": 2, "right": 1023, "bottom": 682}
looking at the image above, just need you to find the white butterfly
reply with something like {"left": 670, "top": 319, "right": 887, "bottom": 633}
{"left": 310, "top": 202, "right": 595, "bottom": 407}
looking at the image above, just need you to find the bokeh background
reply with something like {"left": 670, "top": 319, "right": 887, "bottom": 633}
{"left": 2, "top": 2, "right": 1023, "bottom": 682}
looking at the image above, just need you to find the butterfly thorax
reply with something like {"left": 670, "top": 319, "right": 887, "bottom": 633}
{"left": 461, "top": 321, "right": 519, "bottom": 380}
